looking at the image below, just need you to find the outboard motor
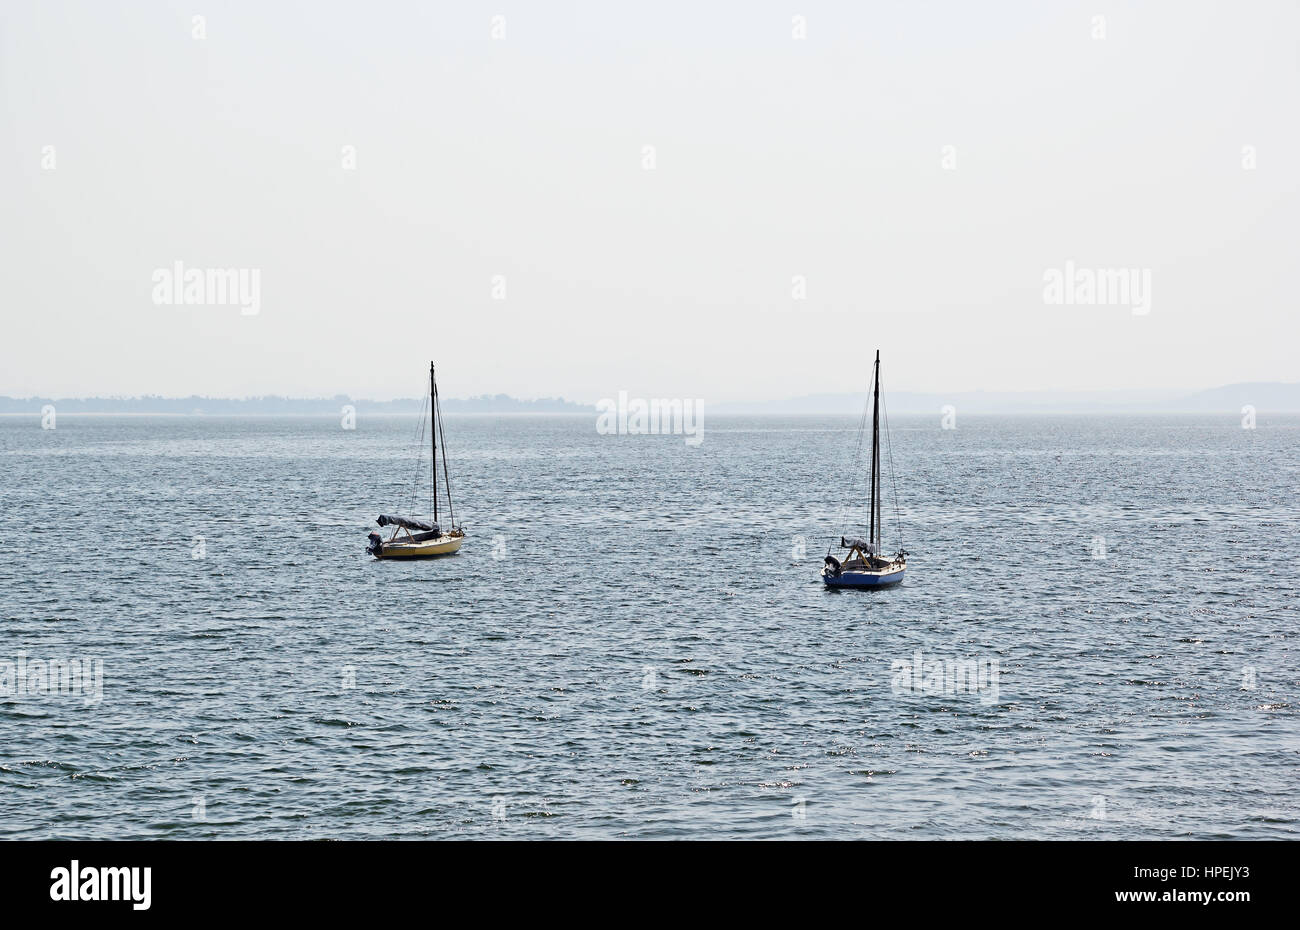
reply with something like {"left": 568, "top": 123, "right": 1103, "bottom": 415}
{"left": 823, "top": 555, "right": 842, "bottom": 577}
{"left": 366, "top": 532, "right": 383, "bottom": 556}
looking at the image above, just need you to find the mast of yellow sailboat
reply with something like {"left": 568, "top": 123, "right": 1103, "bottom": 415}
{"left": 430, "top": 362, "right": 438, "bottom": 523}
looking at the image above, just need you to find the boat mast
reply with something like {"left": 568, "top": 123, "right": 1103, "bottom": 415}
{"left": 430, "top": 362, "right": 438, "bottom": 523}
{"left": 436, "top": 375, "right": 455, "bottom": 528}
{"left": 870, "top": 350, "right": 881, "bottom": 553}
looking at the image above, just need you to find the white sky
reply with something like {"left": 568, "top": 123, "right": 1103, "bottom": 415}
{"left": 2, "top": 0, "right": 1297, "bottom": 402}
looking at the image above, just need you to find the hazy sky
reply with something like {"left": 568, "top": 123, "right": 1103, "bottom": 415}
{"left": 2, "top": 1, "right": 1297, "bottom": 402}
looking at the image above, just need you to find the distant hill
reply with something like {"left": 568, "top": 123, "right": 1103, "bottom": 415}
{"left": 1165, "top": 382, "right": 1300, "bottom": 413}
{"left": 0, "top": 394, "right": 594, "bottom": 415}
{"left": 713, "top": 383, "right": 1300, "bottom": 415}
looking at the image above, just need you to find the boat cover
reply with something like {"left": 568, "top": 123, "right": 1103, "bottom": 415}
{"left": 377, "top": 515, "right": 438, "bottom": 532}
{"left": 841, "top": 536, "right": 878, "bottom": 554}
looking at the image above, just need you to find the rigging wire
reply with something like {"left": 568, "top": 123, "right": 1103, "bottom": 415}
{"left": 434, "top": 388, "right": 456, "bottom": 528}
{"left": 828, "top": 385, "right": 874, "bottom": 558}
{"left": 406, "top": 387, "right": 429, "bottom": 519}
{"left": 880, "top": 371, "right": 904, "bottom": 554}
{"left": 399, "top": 374, "right": 460, "bottom": 530}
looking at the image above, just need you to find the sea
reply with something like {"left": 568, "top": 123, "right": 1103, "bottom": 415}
{"left": 1, "top": 413, "right": 1296, "bottom": 839}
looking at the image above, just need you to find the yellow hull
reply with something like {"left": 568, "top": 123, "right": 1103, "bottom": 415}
{"left": 374, "top": 535, "right": 465, "bottom": 559}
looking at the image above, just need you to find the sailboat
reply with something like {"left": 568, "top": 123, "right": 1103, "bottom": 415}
{"left": 366, "top": 363, "right": 466, "bottom": 559}
{"left": 822, "top": 350, "right": 907, "bottom": 588}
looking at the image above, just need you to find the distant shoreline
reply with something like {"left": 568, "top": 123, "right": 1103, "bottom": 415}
{"left": 0, "top": 410, "right": 595, "bottom": 417}
{"left": 3, "top": 381, "right": 1297, "bottom": 415}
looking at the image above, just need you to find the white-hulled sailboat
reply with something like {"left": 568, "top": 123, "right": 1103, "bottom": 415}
{"left": 366, "top": 362, "right": 466, "bottom": 559}
{"left": 821, "top": 350, "right": 907, "bottom": 588}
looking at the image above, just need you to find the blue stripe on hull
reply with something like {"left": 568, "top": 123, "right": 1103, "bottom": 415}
{"left": 823, "top": 569, "right": 905, "bottom": 588}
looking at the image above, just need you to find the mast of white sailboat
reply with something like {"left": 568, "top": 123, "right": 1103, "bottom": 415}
{"left": 430, "top": 362, "right": 438, "bottom": 523}
{"left": 869, "top": 350, "right": 881, "bottom": 553}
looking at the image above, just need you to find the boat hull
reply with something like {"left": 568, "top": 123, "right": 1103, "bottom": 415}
{"left": 822, "top": 566, "right": 905, "bottom": 588}
{"left": 373, "top": 535, "right": 465, "bottom": 559}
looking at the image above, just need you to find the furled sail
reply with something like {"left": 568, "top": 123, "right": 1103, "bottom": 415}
{"left": 841, "top": 536, "right": 877, "bottom": 555}
{"left": 377, "top": 515, "right": 439, "bottom": 532}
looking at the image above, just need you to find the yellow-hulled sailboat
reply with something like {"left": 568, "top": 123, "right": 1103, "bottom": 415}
{"left": 366, "top": 363, "right": 466, "bottom": 559}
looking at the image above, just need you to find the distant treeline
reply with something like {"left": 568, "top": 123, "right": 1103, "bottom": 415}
{"left": 0, "top": 394, "right": 595, "bottom": 414}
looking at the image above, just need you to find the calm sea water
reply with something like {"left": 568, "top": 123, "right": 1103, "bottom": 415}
{"left": 1, "top": 413, "right": 1296, "bottom": 839}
